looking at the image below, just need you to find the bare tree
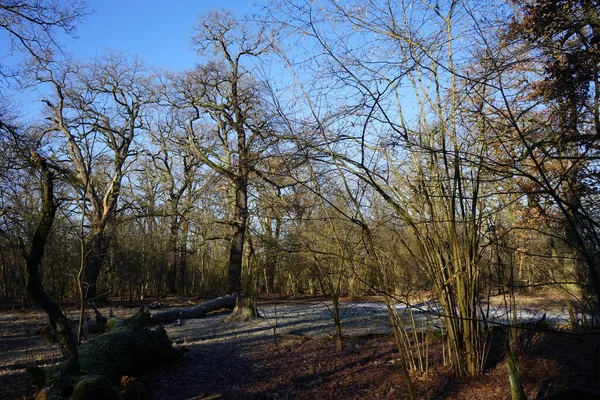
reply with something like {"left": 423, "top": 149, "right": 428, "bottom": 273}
{"left": 270, "top": 0, "right": 494, "bottom": 377}
{"left": 461, "top": 0, "right": 600, "bottom": 319}
{"left": 147, "top": 116, "right": 200, "bottom": 294}
{"left": 0, "top": 119, "right": 80, "bottom": 396}
{"left": 0, "top": 0, "right": 88, "bottom": 80}
{"left": 0, "top": 0, "right": 87, "bottom": 386}
{"left": 168, "top": 10, "right": 276, "bottom": 298}
{"left": 508, "top": 0, "right": 600, "bottom": 313}
{"left": 38, "top": 54, "right": 155, "bottom": 301}
{"left": 24, "top": 152, "right": 79, "bottom": 371}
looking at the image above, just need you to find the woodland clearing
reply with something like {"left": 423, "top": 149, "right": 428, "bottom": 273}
{"left": 0, "top": 293, "right": 598, "bottom": 400}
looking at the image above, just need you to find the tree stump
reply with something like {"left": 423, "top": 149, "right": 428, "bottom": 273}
{"left": 223, "top": 296, "right": 260, "bottom": 322}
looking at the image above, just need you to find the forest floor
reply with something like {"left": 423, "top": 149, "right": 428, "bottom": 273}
{"left": 1, "top": 291, "right": 599, "bottom": 399}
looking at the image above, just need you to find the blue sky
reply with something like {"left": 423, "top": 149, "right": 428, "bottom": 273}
{"left": 63, "top": 0, "right": 263, "bottom": 70}
{"left": 1, "top": 1, "right": 266, "bottom": 116}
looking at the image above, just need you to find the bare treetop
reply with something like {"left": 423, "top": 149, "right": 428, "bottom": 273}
{"left": 192, "top": 9, "right": 276, "bottom": 64}
{"left": 0, "top": 0, "right": 89, "bottom": 75}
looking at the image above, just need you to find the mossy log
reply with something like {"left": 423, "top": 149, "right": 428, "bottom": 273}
{"left": 150, "top": 294, "right": 238, "bottom": 324}
{"left": 31, "top": 308, "right": 185, "bottom": 400}
{"left": 79, "top": 309, "right": 183, "bottom": 385}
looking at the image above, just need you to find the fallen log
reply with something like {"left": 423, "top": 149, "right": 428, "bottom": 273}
{"left": 79, "top": 309, "right": 184, "bottom": 385}
{"left": 30, "top": 308, "right": 185, "bottom": 400}
{"left": 150, "top": 294, "right": 238, "bottom": 324}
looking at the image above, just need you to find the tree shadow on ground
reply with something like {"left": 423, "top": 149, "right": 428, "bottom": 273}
{"left": 120, "top": 339, "right": 255, "bottom": 400}
{"left": 519, "top": 330, "right": 600, "bottom": 398}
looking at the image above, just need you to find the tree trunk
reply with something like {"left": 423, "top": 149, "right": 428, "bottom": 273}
{"left": 228, "top": 176, "right": 247, "bottom": 295}
{"left": 83, "top": 230, "right": 109, "bottom": 302}
{"left": 332, "top": 294, "right": 343, "bottom": 351}
{"left": 179, "top": 216, "right": 190, "bottom": 295}
{"left": 25, "top": 153, "right": 79, "bottom": 380}
{"left": 262, "top": 217, "right": 281, "bottom": 294}
{"left": 151, "top": 294, "right": 238, "bottom": 323}
{"left": 507, "top": 351, "right": 527, "bottom": 400}
{"left": 167, "top": 213, "right": 179, "bottom": 294}
{"left": 224, "top": 295, "right": 260, "bottom": 322}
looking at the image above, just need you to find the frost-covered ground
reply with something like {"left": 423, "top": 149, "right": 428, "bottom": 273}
{"left": 0, "top": 296, "right": 593, "bottom": 400}
{"left": 160, "top": 297, "right": 581, "bottom": 347}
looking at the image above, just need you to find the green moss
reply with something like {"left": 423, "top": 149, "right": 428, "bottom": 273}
{"left": 35, "top": 308, "right": 182, "bottom": 400}
{"left": 70, "top": 377, "right": 121, "bottom": 400}
{"left": 105, "top": 317, "right": 118, "bottom": 331}
{"left": 78, "top": 316, "right": 182, "bottom": 385}
{"left": 108, "top": 308, "right": 152, "bottom": 332}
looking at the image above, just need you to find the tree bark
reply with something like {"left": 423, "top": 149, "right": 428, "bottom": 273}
{"left": 179, "top": 215, "right": 190, "bottom": 294}
{"left": 167, "top": 212, "right": 179, "bottom": 293}
{"left": 228, "top": 176, "right": 247, "bottom": 295}
{"left": 507, "top": 351, "right": 527, "bottom": 400}
{"left": 224, "top": 295, "right": 260, "bottom": 322}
